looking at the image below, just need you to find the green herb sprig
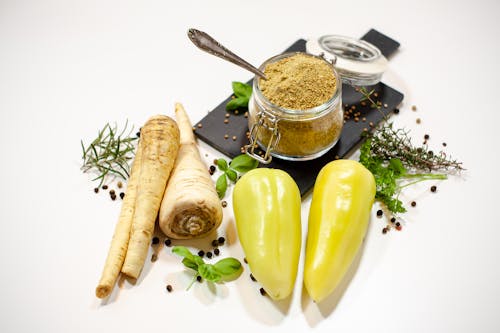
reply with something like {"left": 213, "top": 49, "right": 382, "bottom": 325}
{"left": 226, "top": 81, "right": 252, "bottom": 111}
{"left": 356, "top": 86, "right": 381, "bottom": 109}
{"left": 172, "top": 246, "right": 242, "bottom": 290}
{"left": 360, "top": 123, "right": 463, "bottom": 214}
{"left": 215, "top": 154, "right": 259, "bottom": 198}
{"left": 81, "top": 121, "right": 138, "bottom": 186}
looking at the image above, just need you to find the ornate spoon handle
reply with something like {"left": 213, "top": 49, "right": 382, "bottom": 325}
{"left": 187, "top": 28, "right": 267, "bottom": 80}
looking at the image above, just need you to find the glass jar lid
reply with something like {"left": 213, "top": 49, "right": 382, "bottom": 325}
{"left": 306, "top": 35, "right": 388, "bottom": 86}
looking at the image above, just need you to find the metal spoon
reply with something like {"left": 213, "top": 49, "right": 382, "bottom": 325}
{"left": 187, "top": 28, "right": 267, "bottom": 80}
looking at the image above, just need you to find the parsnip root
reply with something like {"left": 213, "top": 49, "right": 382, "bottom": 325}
{"left": 95, "top": 115, "right": 179, "bottom": 297}
{"left": 159, "top": 103, "right": 222, "bottom": 239}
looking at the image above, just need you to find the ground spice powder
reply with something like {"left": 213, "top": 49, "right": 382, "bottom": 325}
{"left": 259, "top": 53, "right": 336, "bottom": 110}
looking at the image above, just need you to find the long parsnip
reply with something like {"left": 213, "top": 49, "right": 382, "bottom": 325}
{"left": 95, "top": 141, "right": 144, "bottom": 298}
{"left": 120, "top": 115, "right": 180, "bottom": 278}
{"left": 159, "top": 103, "right": 222, "bottom": 239}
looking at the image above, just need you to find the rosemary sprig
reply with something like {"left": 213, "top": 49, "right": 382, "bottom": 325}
{"left": 81, "top": 120, "right": 138, "bottom": 186}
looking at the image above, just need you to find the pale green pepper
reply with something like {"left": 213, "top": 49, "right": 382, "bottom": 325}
{"left": 233, "top": 168, "right": 301, "bottom": 300}
{"left": 304, "top": 160, "right": 375, "bottom": 302}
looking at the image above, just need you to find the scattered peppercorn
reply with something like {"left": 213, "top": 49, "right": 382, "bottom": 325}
{"left": 416, "top": 118, "right": 421, "bottom": 124}
{"left": 442, "top": 142, "right": 447, "bottom": 147}
{"left": 198, "top": 250, "right": 205, "bottom": 257}
{"left": 232, "top": 136, "right": 237, "bottom": 141}
{"left": 225, "top": 113, "right": 230, "bottom": 118}
{"left": 211, "top": 239, "right": 219, "bottom": 247}
{"left": 136, "top": 131, "right": 141, "bottom": 138}
{"left": 411, "top": 105, "right": 417, "bottom": 111}
{"left": 151, "top": 253, "right": 158, "bottom": 262}
{"left": 431, "top": 185, "right": 437, "bottom": 192}
{"left": 259, "top": 288, "right": 266, "bottom": 296}
{"left": 119, "top": 192, "right": 125, "bottom": 199}
{"left": 244, "top": 257, "right": 248, "bottom": 264}
{"left": 166, "top": 285, "right": 173, "bottom": 292}
{"left": 382, "top": 227, "right": 388, "bottom": 234}
{"left": 221, "top": 201, "right": 227, "bottom": 208}
{"left": 165, "top": 239, "right": 172, "bottom": 247}
{"left": 218, "top": 236, "right": 225, "bottom": 245}
{"left": 102, "top": 185, "right": 108, "bottom": 190}
{"left": 424, "top": 134, "right": 430, "bottom": 140}
{"left": 250, "top": 273, "right": 256, "bottom": 282}
{"left": 94, "top": 188, "right": 99, "bottom": 193}
{"left": 376, "top": 209, "right": 383, "bottom": 217}
{"left": 110, "top": 193, "right": 116, "bottom": 201}
{"left": 224, "top": 134, "right": 229, "bottom": 139}
{"left": 390, "top": 217, "right": 396, "bottom": 223}
{"left": 393, "top": 108, "right": 400, "bottom": 114}
{"left": 395, "top": 222, "right": 401, "bottom": 227}
{"left": 117, "top": 181, "right": 123, "bottom": 188}
{"left": 151, "top": 237, "right": 159, "bottom": 245}
{"left": 197, "top": 275, "right": 202, "bottom": 282}
{"left": 110, "top": 189, "right": 115, "bottom": 195}
{"left": 224, "top": 119, "right": 229, "bottom": 124}
{"left": 206, "top": 252, "right": 213, "bottom": 259}
{"left": 214, "top": 248, "right": 220, "bottom": 256}
{"left": 411, "top": 201, "right": 417, "bottom": 207}
{"left": 209, "top": 165, "right": 216, "bottom": 175}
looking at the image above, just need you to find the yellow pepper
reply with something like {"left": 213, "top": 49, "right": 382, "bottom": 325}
{"left": 304, "top": 160, "right": 375, "bottom": 302}
{"left": 233, "top": 168, "right": 301, "bottom": 300}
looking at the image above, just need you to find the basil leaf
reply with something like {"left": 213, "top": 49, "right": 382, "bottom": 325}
{"left": 213, "top": 258, "right": 242, "bottom": 276}
{"left": 229, "top": 154, "right": 259, "bottom": 173}
{"left": 172, "top": 246, "right": 194, "bottom": 260}
{"left": 216, "top": 174, "right": 227, "bottom": 198}
{"left": 198, "top": 264, "right": 221, "bottom": 282}
{"left": 193, "top": 255, "right": 205, "bottom": 267}
{"left": 217, "top": 158, "right": 228, "bottom": 171}
{"left": 226, "top": 97, "right": 249, "bottom": 111}
{"left": 232, "top": 81, "right": 252, "bottom": 98}
{"left": 226, "top": 169, "right": 237, "bottom": 182}
{"left": 182, "top": 257, "right": 198, "bottom": 271}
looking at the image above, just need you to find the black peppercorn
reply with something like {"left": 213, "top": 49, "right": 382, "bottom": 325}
{"left": 244, "top": 257, "right": 248, "bottom": 264}
{"left": 382, "top": 227, "right": 388, "bottom": 234}
{"left": 166, "top": 285, "right": 173, "bottom": 292}
{"left": 259, "top": 288, "right": 266, "bottom": 296}
{"left": 214, "top": 248, "right": 220, "bottom": 256}
{"left": 197, "top": 275, "right": 202, "bottom": 282}
{"left": 390, "top": 217, "right": 396, "bottom": 223}
{"left": 119, "top": 192, "right": 125, "bottom": 199}
{"left": 376, "top": 209, "right": 383, "bottom": 217}
{"left": 102, "top": 185, "right": 108, "bottom": 190}
{"left": 393, "top": 108, "right": 400, "bottom": 114}
{"left": 206, "top": 252, "right": 213, "bottom": 259}
{"left": 164, "top": 239, "right": 172, "bottom": 247}
{"left": 411, "top": 201, "right": 417, "bottom": 207}
{"left": 94, "top": 188, "right": 99, "bottom": 193}
{"left": 424, "top": 134, "right": 429, "bottom": 140}
{"left": 250, "top": 274, "right": 256, "bottom": 282}
{"left": 218, "top": 236, "right": 225, "bottom": 245}
{"left": 152, "top": 237, "right": 159, "bottom": 245}
{"left": 431, "top": 185, "right": 437, "bottom": 192}
{"left": 198, "top": 250, "right": 205, "bottom": 257}
{"left": 211, "top": 239, "right": 219, "bottom": 247}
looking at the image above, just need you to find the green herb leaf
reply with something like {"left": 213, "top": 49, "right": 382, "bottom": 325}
{"left": 198, "top": 264, "right": 222, "bottom": 283}
{"left": 181, "top": 257, "right": 199, "bottom": 271}
{"left": 216, "top": 174, "right": 228, "bottom": 198}
{"left": 217, "top": 158, "right": 228, "bottom": 171}
{"left": 172, "top": 246, "right": 194, "bottom": 260}
{"left": 226, "top": 169, "right": 238, "bottom": 182}
{"left": 214, "top": 258, "right": 241, "bottom": 275}
{"left": 226, "top": 97, "right": 249, "bottom": 111}
{"left": 232, "top": 81, "right": 252, "bottom": 98}
{"left": 229, "top": 154, "right": 259, "bottom": 173}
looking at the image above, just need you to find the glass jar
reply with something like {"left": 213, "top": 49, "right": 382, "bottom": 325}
{"left": 246, "top": 52, "right": 343, "bottom": 163}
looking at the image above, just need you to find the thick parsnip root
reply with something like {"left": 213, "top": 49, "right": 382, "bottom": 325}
{"left": 159, "top": 103, "right": 222, "bottom": 239}
{"left": 120, "top": 115, "right": 180, "bottom": 279}
{"left": 95, "top": 142, "right": 144, "bottom": 298}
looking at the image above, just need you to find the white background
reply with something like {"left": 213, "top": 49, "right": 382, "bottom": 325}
{"left": 1, "top": 0, "right": 499, "bottom": 332}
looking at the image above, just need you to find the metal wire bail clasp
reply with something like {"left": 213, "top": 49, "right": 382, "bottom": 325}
{"left": 245, "top": 109, "right": 281, "bottom": 164}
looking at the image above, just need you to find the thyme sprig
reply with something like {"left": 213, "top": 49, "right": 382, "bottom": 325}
{"left": 81, "top": 121, "right": 138, "bottom": 186}
{"left": 355, "top": 86, "right": 381, "bottom": 109}
{"left": 366, "top": 123, "right": 464, "bottom": 172}
{"left": 360, "top": 122, "right": 464, "bottom": 214}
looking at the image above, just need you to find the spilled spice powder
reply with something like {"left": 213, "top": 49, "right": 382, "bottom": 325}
{"left": 259, "top": 53, "right": 336, "bottom": 110}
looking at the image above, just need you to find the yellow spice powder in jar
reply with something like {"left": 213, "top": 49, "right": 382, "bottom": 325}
{"left": 259, "top": 53, "right": 337, "bottom": 110}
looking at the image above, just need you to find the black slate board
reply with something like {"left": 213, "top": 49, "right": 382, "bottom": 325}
{"left": 194, "top": 30, "right": 404, "bottom": 196}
